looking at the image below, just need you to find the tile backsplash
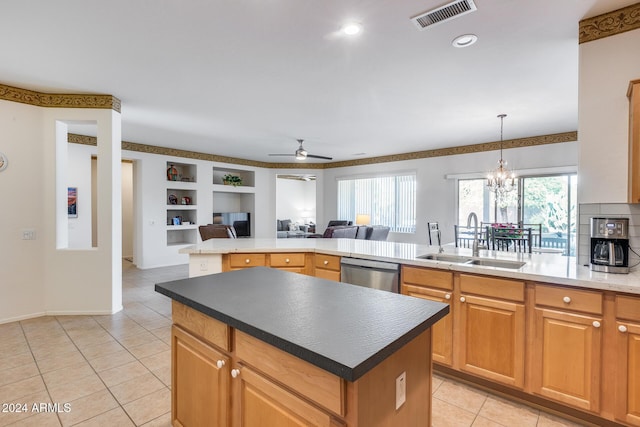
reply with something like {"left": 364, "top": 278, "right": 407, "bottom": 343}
{"left": 578, "top": 203, "right": 640, "bottom": 269}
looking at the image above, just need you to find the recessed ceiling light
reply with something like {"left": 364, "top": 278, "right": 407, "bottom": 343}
{"left": 452, "top": 34, "right": 478, "bottom": 48}
{"left": 342, "top": 22, "right": 362, "bottom": 36}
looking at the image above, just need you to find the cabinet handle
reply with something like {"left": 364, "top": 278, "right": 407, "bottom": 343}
{"left": 245, "top": 259, "right": 250, "bottom": 264}
{"left": 216, "top": 360, "right": 225, "bottom": 369}
{"left": 460, "top": 296, "right": 466, "bottom": 303}
{"left": 562, "top": 296, "right": 571, "bottom": 304}
{"left": 324, "top": 260, "right": 329, "bottom": 265}
{"left": 445, "top": 293, "right": 451, "bottom": 300}
{"left": 619, "top": 325, "right": 628, "bottom": 333}
{"left": 285, "top": 258, "right": 290, "bottom": 263}
{"left": 592, "top": 321, "right": 601, "bottom": 328}
{"left": 231, "top": 368, "right": 241, "bottom": 378}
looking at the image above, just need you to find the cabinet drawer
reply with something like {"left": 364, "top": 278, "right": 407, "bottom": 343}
{"left": 535, "top": 284, "right": 602, "bottom": 315}
{"left": 616, "top": 294, "right": 640, "bottom": 321}
{"left": 459, "top": 274, "right": 524, "bottom": 302}
{"left": 314, "top": 254, "right": 341, "bottom": 272}
{"left": 235, "top": 330, "right": 345, "bottom": 416}
{"left": 270, "top": 253, "right": 306, "bottom": 267}
{"left": 172, "top": 301, "right": 230, "bottom": 351}
{"left": 228, "top": 253, "right": 266, "bottom": 268}
{"left": 402, "top": 266, "right": 453, "bottom": 290}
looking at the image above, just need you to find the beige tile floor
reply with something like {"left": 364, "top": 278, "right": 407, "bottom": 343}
{"left": 0, "top": 261, "right": 587, "bottom": 427}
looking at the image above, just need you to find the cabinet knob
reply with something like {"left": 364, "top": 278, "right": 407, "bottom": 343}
{"left": 216, "top": 360, "right": 225, "bottom": 369}
{"left": 285, "top": 258, "right": 290, "bottom": 263}
{"left": 592, "top": 321, "right": 601, "bottom": 328}
{"left": 245, "top": 259, "right": 250, "bottom": 264}
{"left": 562, "top": 296, "right": 571, "bottom": 304}
{"left": 619, "top": 325, "right": 628, "bottom": 333}
{"left": 324, "top": 260, "right": 329, "bottom": 265}
{"left": 460, "top": 296, "right": 466, "bottom": 303}
{"left": 231, "top": 368, "right": 241, "bottom": 378}
{"left": 445, "top": 293, "right": 451, "bottom": 300}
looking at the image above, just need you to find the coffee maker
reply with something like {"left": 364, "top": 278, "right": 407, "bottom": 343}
{"left": 590, "top": 217, "right": 629, "bottom": 274}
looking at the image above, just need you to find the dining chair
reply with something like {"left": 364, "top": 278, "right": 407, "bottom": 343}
{"left": 490, "top": 226, "right": 532, "bottom": 253}
{"left": 427, "top": 222, "right": 440, "bottom": 245}
{"left": 519, "top": 223, "right": 542, "bottom": 247}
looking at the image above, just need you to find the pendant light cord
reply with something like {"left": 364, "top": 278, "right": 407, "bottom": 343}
{"left": 498, "top": 114, "right": 506, "bottom": 161}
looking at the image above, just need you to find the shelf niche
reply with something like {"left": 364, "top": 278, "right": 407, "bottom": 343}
{"left": 212, "top": 167, "right": 255, "bottom": 188}
{"left": 166, "top": 161, "right": 197, "bottom": 183}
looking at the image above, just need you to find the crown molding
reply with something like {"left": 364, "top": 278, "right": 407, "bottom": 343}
{"left": 0, "top": 83, "right": 121, "bottom": 112}
{"left": 579, "top": 2, "right": 640, "bottom": 44}
{"left": 68, "top": 131, "right": 576, "bottom": 170}
{"left": 325, "top": 131, "right": 577, "bottom": 169}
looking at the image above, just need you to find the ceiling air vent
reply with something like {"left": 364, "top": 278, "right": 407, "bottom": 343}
{"left": 411, "top": 0, "right": 477, "bottom": 30}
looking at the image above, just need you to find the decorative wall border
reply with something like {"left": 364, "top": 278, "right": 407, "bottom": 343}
{"left": 579, "top": 2, "right": 640, "bottom": 44}
{"left": 68, "top": 131, "right": 577, "bottom": 170}
{"left": 0, "top": 83, "right": 121, "bottom": 112}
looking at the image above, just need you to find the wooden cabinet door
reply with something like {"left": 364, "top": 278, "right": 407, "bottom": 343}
{"left": 616, "top": 321, "right": 640, "bottom": 426}
{"left": 458, "top": 294, "right": 525, "bottom": 388}
{"left": 402, "top": 284, "right": 453, "bottom": 366}
{"left": 172, "top": 325, "right": 230, "bottom": 427}
{"left": 531, "top": 308, "right": 602, "bottom": 412}
{"left": 232, "top": 366, "right": 343, "bottom": 427}
{"left": 314, "top": 254, "right": 341, "bottom": 282}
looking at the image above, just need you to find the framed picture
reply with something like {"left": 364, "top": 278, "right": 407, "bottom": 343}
{"left": 68, "top": 187, "right": 78, "bottom": 218}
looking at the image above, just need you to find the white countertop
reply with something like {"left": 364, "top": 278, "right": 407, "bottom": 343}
{"left": 181, "top": 238, "right": 640, "bottom": 295}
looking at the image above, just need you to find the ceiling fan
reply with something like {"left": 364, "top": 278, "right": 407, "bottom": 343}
{"left": 268, "top": 139, "right": 332, "bottom": 161}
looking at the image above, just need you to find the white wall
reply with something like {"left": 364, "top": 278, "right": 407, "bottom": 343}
{"left": 578, "top": 27, "right": 640, "bottom": 203}
{"left": 0, "top": 100, "right": 122, "bottom": 324}
{"left": 122, "top": 161, "right": 134, "bottom": 259}
{"left": 68, "top": 143, "right": 94, "bottom": 249}
{"left": 321, "top": 142, "right": 578, "bottom": 245}
{"left": 0, "top": 100, "right": 46, "bottom": 322}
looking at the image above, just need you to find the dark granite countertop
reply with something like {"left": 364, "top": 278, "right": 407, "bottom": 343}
{"left": 155, "top": 267, "right": 449, "bottom": 381}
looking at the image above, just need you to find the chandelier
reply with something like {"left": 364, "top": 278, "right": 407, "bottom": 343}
{"left": 487, "top": 114, "right": 516, "bottom": 195}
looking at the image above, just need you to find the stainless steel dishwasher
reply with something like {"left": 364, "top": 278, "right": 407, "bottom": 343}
{"left": 340, "top": 257, "right": 400, "bottom": 293}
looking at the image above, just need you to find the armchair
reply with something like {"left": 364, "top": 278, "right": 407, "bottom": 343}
{"left": 199, "top": 224, "right": 237, "bottom": 241}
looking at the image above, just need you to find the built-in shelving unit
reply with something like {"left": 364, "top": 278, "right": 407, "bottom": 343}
{"left": 166, "top": 161, "right": 198, "bottom": 246}
{"left": 212, "top": 166, "right": 256, "bottom": 237}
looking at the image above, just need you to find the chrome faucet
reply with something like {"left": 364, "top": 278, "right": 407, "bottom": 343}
{"left": 437, "top": 229, "right": 444, "bottom": 253}
{"left": 467, "top": 212, "right": 479, "bottom": 257}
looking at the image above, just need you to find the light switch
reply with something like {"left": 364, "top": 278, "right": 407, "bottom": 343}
{"left": 22, "top": 229, "right": 36, "bottom": 240}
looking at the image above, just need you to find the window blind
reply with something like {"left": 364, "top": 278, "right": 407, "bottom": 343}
{"left": 337, "top": 174, "right": 416, "bottom": 233}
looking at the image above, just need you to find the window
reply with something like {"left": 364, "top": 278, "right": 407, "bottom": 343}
{"left": 337, "top": 173, "right": 416, "bottom": 233}
{"left": 457, "top": 173, "right": 577, "bottom": 255}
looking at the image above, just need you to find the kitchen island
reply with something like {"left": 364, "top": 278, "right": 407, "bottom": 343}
{"left": 156, "top": 267, "right": 449, "bottom": 426}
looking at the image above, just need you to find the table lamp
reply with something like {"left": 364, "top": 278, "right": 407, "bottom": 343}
{"left": 356, "top": 214, "right": 371, "bottom": 225}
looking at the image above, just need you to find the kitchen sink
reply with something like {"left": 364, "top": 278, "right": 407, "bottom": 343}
{"left": 464, "top": 259, "right": 526, "bottom": 269}
{"left": 417, "top": 253, "right": 526, "bottom": 270}
{"left": 416, "top": 254, "right": 472, "bottom": 263}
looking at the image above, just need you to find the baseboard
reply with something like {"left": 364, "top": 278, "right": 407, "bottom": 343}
{"left": 0, "top": 312, "right": 47, "bottom": 325}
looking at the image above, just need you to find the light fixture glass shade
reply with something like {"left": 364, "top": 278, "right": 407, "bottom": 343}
{"left": 487, "top": 114, "right": 516, "bottom": 195}
{"left": 295, "top": 148, "right": 307, "bottom": 160}
{"left": 356, "top": 214, "right": 371, "bottom": 225}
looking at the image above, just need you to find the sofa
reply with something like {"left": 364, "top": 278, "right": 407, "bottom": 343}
{"left": 308, "top": 224, "right": 390, "bottom": 241}
{"left": 277, "top": 219, "right": 311, "bottom": 238}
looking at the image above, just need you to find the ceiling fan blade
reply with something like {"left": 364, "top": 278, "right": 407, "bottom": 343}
{"left": 268, "top": 153, "right": 296, "bottom": 156}
{"left": 306, "top": 154, "right": 333, "bottom": 160}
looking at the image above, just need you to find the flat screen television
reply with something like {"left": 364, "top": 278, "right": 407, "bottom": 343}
{"left": 213, "top": 212, "right": 251, "bottom": 237}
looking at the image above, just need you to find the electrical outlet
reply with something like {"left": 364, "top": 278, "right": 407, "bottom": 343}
{"left": 199, "top": 262, "right": 208, "bottom": 271}
{"left": 395, "top": 371, "right": 406, "bottom": 410}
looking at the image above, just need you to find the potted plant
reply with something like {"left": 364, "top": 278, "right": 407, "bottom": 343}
{"left": 222, "top": 174, "right": 243, "bottom": 187}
